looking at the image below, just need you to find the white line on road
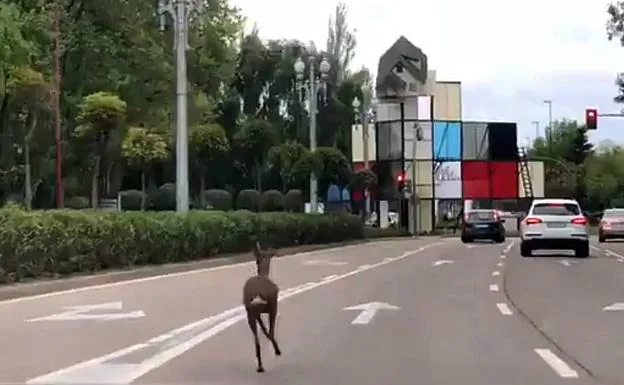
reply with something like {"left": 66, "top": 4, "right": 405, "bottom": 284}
{"left": 499, "top": 255, "right": 506, "bottom": 259}
{"left": 497, "top": 262, "right": 504, "bottom": 267}
{"left": 496, "top": 303, "right": 513, "bottom": 315}
{"left": 358, "top": 264, "right": 372, "bottom": 270}
{"left": 589, "top": 245, "right": 601, "bottom": 251}
{"left": 492, "top": 271, "right": 500, "bottom": 276}
{"left": 322, "top": 274, "right": 338, "bottom": 281}
{"left": 534, "top": 348, "right": 579, "bottom": 378}
{"left": 26, "top": 242, "right": 445, "bottom": 385}
{"left": 489, "top": 284, "right": 499, "bottom": 292}
{"left": 0, "top": 239, "right": 417, "bottom": 306}
{"left": 503, "top": 241, "right": 515, "bottom": 253}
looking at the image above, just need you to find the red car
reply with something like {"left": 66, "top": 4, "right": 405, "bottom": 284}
{"left": 599, "top": 208, "right": 624, "bottom": 242}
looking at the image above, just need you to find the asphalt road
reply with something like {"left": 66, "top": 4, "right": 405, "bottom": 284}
{"left": 0, "top": 237, "right": 609, "bottom": 384}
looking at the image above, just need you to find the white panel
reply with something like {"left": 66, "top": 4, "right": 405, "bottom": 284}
{"left": 403, "top": 98, "right": 418, "bottom": 120}
{"left": 404, "top": 122, "right": 432, "bottom": 159}
{"left": 434, "top": 161, "right": 462, "bottom": 199}
{"left": 376, "top": 102, "right": 401, "bottom": 122}
{"left": 418, "top": 96, "right": 432, "bottom": 120}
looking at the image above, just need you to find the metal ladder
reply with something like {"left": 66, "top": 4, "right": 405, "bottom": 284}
{"left": 517, "top": 146, "right": 534, "bottom": 198}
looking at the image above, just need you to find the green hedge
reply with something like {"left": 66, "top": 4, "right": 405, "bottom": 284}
{"left": 0, "top": 208, "right": 364, "bottom": 283}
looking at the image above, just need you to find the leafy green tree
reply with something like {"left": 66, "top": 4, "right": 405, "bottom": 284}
{"left": 122, "top": 126, "right": 168, "bottom": 210}
{"left": 234, "top": 118, "right": 277, "bottom": 190}
{"left": 189, "top": 123, "right": 230, "bottom": 207}
{"left": 74, "top": 92, "right": 126, "bottom": 207}
{"left": 315, "top": 147, "right": 351, "bottom": 195}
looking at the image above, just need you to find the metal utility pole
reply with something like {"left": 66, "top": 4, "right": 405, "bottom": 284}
{"left": 158, "top": 0, "right": 194, "bottom": 212}
{"left": 531, "top": 121, "right": 539, "bottom": 139}
{"left": 294, "top": 56, "right": 331, "bottom": 214}
{"left": 53, "top": 0, "right": 64, "bottom": 208}
{"left": 543, "top": 100, "right": 553, "bottom": 153}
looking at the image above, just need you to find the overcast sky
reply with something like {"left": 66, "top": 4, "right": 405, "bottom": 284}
{"left": 230, "top": 0, "right": 624, "bottom": 145}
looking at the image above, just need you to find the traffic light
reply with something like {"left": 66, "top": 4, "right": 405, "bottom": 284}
{"left": 585, "top": 108, "right": 598, "bottom": 130}
{"left": 396, "top": 172, "right": 407, "bottom": 191}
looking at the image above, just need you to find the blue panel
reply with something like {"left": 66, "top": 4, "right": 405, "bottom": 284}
{"left": 433, "top": 121, "right": 461, "bottom": 160}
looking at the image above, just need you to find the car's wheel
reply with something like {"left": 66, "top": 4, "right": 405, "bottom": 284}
{"left": 461, "top": 236, "right": 472, "bottom": 243}
{"left": 520, "top": 242, "right": 532, "bottom": 257}
{"left": 575, "top": 243, "right": 590, "bottom": 258}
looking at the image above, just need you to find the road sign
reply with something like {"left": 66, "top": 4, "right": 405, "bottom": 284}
{"left": 432, "top": 260, "right": 454, "bottom": 266}
{"left": 343, "top": 301, "right": 399, "bottom": 324}
{"left": 26, "top": 301, "right": 145, "bottom": 322}
{"left": 603, "top": 302, "right": 624, "bottom": 311}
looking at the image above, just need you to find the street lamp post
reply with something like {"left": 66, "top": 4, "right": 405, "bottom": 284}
{"left": 158, "top": 0, "right": 195, "bottom": 212}
{"left": 543, "top": 100, "right": 553, "bottom": 154}
{"left": 352, "top": 96, "right": 375, "bottom": 216}
{"left": 294, "top": 56, "right": 331, "bottom": 214}
{"left": 531, "top": 120, "right": 539, "bottom": 140}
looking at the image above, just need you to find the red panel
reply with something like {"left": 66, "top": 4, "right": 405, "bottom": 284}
{"left": 490, "top": 162, "right": 518, "bottom": 199}
{"left": 462, "top": 161, "right": 490, "bottom": 199}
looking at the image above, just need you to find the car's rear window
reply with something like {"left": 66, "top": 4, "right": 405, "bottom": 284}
{"left": 466, "top": 211, "right": 496, "bottom": 222}
{"left": 603, "top": 209, "right": 624, "bottom": 218}
{"left": 532, "top": 203, "right": 580, "bottom": 216}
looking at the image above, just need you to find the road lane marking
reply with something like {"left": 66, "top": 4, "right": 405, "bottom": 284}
{"left": 26, "top": 241, "right": 445, "bottom": 384}
{"left": 503, "top": 241, "right": 514, "bottom": 253}
{"left": 497, "top": 262, "right": 504, "bottom": 267}
{"left": 489, "top": 284, "right": 499, "bottom": 292}
{"left": 534, "top": 348, "right": 579, "bottom": 378}
{"left": 321, "top": 274, "right": 338, "bottom": 281}
{"left": 492, "top": 271, "right": 500, "bottom": 276}
{"left": 358, "top": 264, "right": 372, "bottom": 270}
{"left": 496, "top": 303, "right": 513, "bottom": 315}
{"left": 499, "top": 255, "right": 506, "bottom": 259}
{"left": 0, "top": 239, "right": 434, "bottom": 306}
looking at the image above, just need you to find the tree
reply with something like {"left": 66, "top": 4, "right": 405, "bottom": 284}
{"left": 74, "top": 92, "right": 126, "bottom": 207}
{"left": 122, "top": 126, "right": 168, "bottom": 210}
{"left": 268, "top": 141, "right": 312, "bottom": 191}
{"left": 189, "top": 123, "right": 230, "bottom": 207}
{"left": 314, "top": 147, "right": 351, "bottom": 196}
{"left": 234, "top": 119, "right": 277, "bottom": 190}
{"left": 326, "top": 2, "right": 356, "bottom": 82}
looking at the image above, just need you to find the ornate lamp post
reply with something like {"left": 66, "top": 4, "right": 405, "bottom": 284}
{"left": 294, "top": 56, "right": 331, "bottom": 214}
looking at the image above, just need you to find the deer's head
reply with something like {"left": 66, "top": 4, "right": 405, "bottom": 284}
{"left": 253, "top": 240, "right": 273, "bottom": 276}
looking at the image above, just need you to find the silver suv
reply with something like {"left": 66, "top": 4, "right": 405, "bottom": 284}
{"left": 519, "top": 198, "right": 589, "bottom": 258}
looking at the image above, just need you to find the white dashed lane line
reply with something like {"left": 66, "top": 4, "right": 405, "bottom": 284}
{"left": 534, "top": 349, "right": 579, "bottom": 378}
{"left": 492, "top": 271, "right": 500, "bottom": 276}
{"left": 489, "top": 284, "right": 499, "bottom": 292}
{"left": 496, "top": 303, "right": 513, "bottom": 315}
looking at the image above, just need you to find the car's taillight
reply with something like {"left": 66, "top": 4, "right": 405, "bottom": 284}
{"left": 571, "top": 217, "right": 588, "bottom": 225}
{"left": 525, "top": 217, "right": 542, "bottom": 225}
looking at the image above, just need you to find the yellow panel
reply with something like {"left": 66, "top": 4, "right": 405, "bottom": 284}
{"left": 415, "top": 184, "right": 433, "bottom": 198}
{"left": 418, "top": 200, "right": 433, "bottom": 233}
{"left": 433, "top": 82, "right": 462, "bottom": 121}
{"left": 518, "top": 161, "right": 545, "bottom": 198}
{"left": 350, "top": 124, "right": 376, "bottom": 163}
{"left": 415, "top": 161, "right": 433, "bottom": 185}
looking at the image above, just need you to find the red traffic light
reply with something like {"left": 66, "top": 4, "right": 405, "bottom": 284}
{"left": 585, "top": 108, "right": 597, "bottom": 130}
{"left": 396, "top": 172, "right": 407, "bottom": 190}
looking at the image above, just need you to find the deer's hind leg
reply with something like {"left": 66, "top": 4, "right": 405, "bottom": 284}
{"left": 267, "top": 304, "right": 282, "bottom": 356}
{"left": 246, "top": 311, "right": 264, "bottom": 372}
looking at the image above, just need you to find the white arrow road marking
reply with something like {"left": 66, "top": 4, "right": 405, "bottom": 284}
{"left": 432, "top": 260, "right": 454, "bottom": 266}
{"left": 26, "top": 302, "right": 145, "bottom": 322}
{"left": 603, "top": 302, "right": 624, "bottom": 311}
{"left": 343, "top": 302, "right": 400, "bottom": 325}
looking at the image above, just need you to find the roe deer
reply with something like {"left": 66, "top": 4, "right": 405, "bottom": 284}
{"left": 242, "top": 241, "right": 282, "bottom": 372}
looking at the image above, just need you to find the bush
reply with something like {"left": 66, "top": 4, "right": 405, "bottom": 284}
{"left": 119, "top": 190, "right": 145, "bottom": 211}
{"left": 0, "top": 210, "right": 364, "bottom": 283}
{"left": 236, "top": 189, "right": 260, "bottom": 211}
{"left": 260, "top": 190, "right": 284, "bottom": 212}
{"left": 66, "top": 196, "right": 90, "bottom": 209}
{"left": 284, "top": 189, "right": 304, "bottom": 212}
{"left": 148, "top": 183, "right": 176, "bottom": 211}
{"left": 204, "top": 189, "right": 232, "bottom": 211}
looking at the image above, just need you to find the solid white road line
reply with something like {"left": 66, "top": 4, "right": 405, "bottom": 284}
{"left": 26, "top": 242, "right": 444, "bottom": 385}
{"left": 489, "top": 284, "right": 499, "bottom": 292}
{"left": 496, "top": 303, "right": 513, "bottom": 315}
{"left": 534, "top": 348, "right": 579, "bottom": 378}
{"left": 0, "top": 239, "right": 425, "bottom": 306}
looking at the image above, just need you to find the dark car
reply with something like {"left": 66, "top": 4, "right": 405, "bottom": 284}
{"left": 461, "top": 210, "right": 506, "bottom": 243}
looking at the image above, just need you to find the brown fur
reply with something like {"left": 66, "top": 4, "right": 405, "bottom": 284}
{"left": 242, "top": 241, "right": 282, "bottom": 372}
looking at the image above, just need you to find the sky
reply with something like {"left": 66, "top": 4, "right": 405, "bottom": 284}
{"left": 229, "top": 0, "right": 624, "bottom": 145}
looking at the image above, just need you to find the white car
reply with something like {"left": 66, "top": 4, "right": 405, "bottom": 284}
{"left": 519, "top": 198, "right": 589, "bottom": 258}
